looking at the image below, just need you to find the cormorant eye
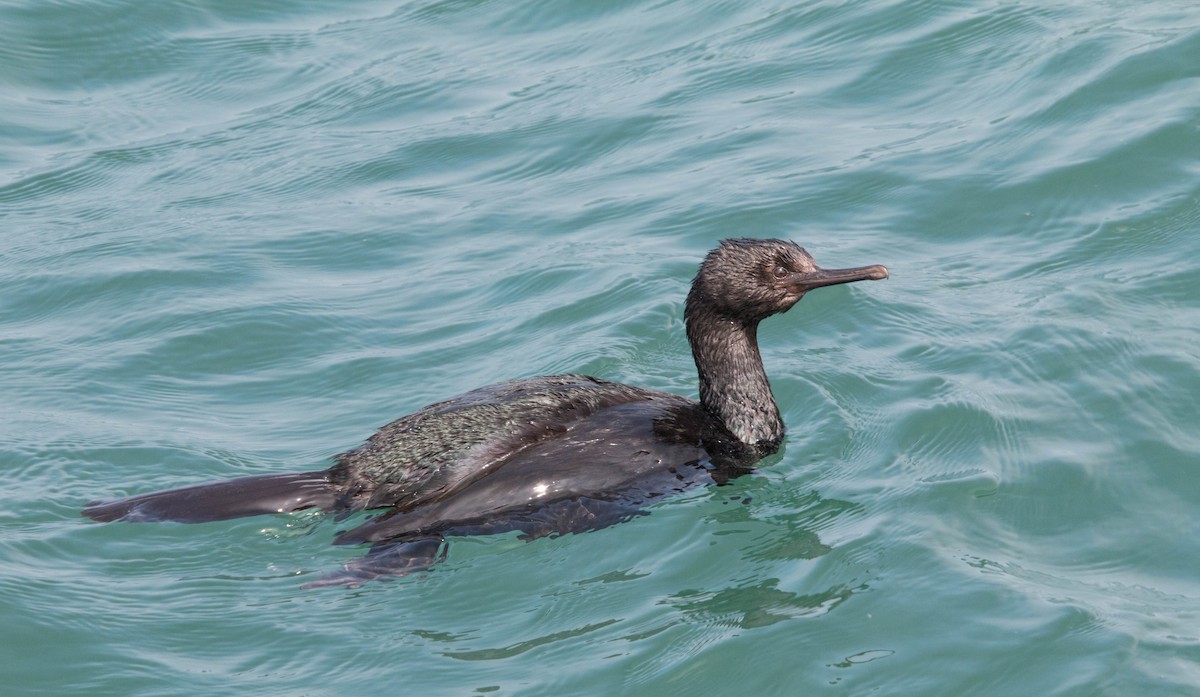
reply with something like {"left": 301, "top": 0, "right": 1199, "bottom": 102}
{"left": 772, "top": 265, "right": 789, "bottom": 279}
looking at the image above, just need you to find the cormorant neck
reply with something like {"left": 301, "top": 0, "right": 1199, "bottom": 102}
{"left": 685, "top": 302, "right": 784, "bottom": 451}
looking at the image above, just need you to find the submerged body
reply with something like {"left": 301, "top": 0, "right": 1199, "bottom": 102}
{"left": 83, "top": 239, "right": 887, "bottom": 587}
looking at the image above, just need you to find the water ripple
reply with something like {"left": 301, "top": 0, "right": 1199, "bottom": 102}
{"left": 4, "top": 0, "right": 1200, "bottom": 695}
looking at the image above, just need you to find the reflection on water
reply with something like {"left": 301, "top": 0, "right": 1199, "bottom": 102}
{"left": 440, "top": 619, "right": 622, "bottom": 662}
{"left": 667, "top": 579, "right": 862, "bottom": 630}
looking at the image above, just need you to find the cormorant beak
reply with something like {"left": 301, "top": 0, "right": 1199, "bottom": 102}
{"left": 788, "top": 264, "right": 889, "bottom": 293}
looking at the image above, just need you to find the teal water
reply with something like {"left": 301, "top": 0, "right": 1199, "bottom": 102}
{"left": 3, "top": 0, "right": 1199, "bottom": 694}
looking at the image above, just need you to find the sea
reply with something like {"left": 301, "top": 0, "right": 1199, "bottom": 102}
{"left": 2, "top": 0, "right": 1198, "bottom": 695}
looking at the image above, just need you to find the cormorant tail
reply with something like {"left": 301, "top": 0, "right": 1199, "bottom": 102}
{"left": 81, "top": 470, "right": 336, "bottom": 524}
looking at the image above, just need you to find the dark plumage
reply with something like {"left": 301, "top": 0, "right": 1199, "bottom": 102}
{"left": 83, "top": 239, "right": 887, "bottom": 587}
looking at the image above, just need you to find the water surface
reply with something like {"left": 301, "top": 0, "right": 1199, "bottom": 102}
{"left": 3, "top": 1, "right": 1199, "bottom": 695}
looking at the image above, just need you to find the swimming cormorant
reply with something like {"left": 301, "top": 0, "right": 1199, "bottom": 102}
{"left": 83, "top": 238, "right": 888, "bottom": 587}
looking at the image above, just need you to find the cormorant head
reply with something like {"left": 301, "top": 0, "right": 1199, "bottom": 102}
{"left": 687, "top": 238, "right": 888, "bottom": 324}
